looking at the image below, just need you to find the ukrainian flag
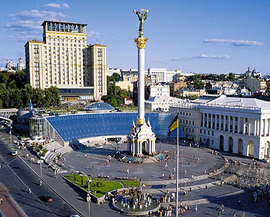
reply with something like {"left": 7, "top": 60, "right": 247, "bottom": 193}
{"left": 169, "top": 115, "right": 179, "bottom": 132}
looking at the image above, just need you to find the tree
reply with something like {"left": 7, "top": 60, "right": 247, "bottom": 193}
{"left": 8, "top": 80, "right": 17, "bottom": 89}
{"left": 9, "top": 89, "right": 22, "bottom": 108}
{"left": 9, "top": 70, "right": 26, "bottom": 89}
{"left": 0, "top": 73, "right": 8, "bottom": 84}
{"left": 32, "top": 88, "right": 45, "bottom": 108}
{"left": 22, "top": 84, "right": 33, "bottom": 107}
{"left": 1, "top": 89, "right": 10, "bottom": 108}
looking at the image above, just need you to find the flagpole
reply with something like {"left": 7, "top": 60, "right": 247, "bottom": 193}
{"left": 176, "top": 113, "right": 179, "bottom": 217}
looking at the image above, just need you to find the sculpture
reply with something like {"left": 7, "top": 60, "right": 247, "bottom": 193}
{"left": 133, "top": 9, "right": 149, "bottom": 37}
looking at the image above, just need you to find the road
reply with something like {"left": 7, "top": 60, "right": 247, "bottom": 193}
{"left": 0, "top": 138, "right": 80, "bottom": 217}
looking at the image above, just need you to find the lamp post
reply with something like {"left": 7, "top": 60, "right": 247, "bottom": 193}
{"left": 39, "top": 158, "right": 43, "bottom": 177}
{"left": 9, "top": 126, "right": 12, "bottom": 145}
{"left": 80, "top": 172, "right": 91, "bottom": 217}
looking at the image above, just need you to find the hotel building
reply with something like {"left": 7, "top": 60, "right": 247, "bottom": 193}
{"left": 25, "top": 21, "right": 107, "bottom": 101}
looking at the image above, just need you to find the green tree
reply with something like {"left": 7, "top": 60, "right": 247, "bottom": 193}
{"left": 22, "top": 84, "right": 33, "bottom": 107}
{"left": 0, "top": 73, "right": 7, "bottom": 84}
{"left": 1, "top": 89, "right": 10, "bottom": 108}
{"left": 9, "top": 70, "right": 26, "bottom": 89}
{"left": 9, "top": 89, "right": 22, "bottom": 108}
{"left": 32, "top": 88, "right": 45, "bottom": 108}
{"left": 8, "top": 80, "right": 17, "bottom": 89}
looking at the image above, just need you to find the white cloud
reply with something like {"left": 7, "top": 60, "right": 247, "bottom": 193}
{"left": 87, "top": 31, "right": 101, "bottom": 39}
{"left": 203, "top": 39, "right": 263, "bottom": 47}
{"left": 62, "top": 3, "right": 69, "bottom": 8}
{"left": 192, "top": 54, "right": 230, "bottom": 59}
{"left": 9, "top": 9, "right": 66, "bottom": 20}
{"left": 44, "top": 3, "right": 70, "bottom": 9}
{"left": 6, "top": 9, "right": 67, "bottom": 36}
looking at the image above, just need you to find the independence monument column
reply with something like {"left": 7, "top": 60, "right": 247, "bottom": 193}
{"left": 127, "top": 9, "right": 156, "bottom": 156}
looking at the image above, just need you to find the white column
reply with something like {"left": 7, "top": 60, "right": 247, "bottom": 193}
{"left": 254, "top": 119, "right": 257, "bottom": 136}
{"left": 248, "top": 119, "right": 251, "bottom": 136}
{"left": 137, "top": 48, "right": 145, "bottom": 122}
{"left": 210, "top": 114, "right": 213, "bottom": 129}
{"left": 263, "top": 119, "right": 266, "bottom": 137}
{"left": 219, "top": 115, "right": 222, "bottom": 130}
{"left": 233, "top": 116, "right": 236, "bottom": 133}
{"left": 258, "top": 119, "right": 261, "bottom": 137}
{"left": 268, "top": 119, "right": 270, "bottom": 136}
{"left": 202, "top": 113, "right": 205, "bottom": 127}
{"left": 207, "top": 114, "right": 209, "bottom": 128}
{"left": 243, "top": 118, "right": 246, "bottom": 135}
{"left": 223, "top": 115, "right": 226, "bottom": 131}
{"left": 228, "top": 116, "right": 231, "bottom": 132}
{"left": 215, "top": 115, "right": 218, "bottom": 130}
{"left": 238, "top": 117, "right": 241, "bottom": 134}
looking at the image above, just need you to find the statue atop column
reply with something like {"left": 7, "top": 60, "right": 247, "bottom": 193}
{"left": 133, "top": 9, "right": 149, "bottom": 37}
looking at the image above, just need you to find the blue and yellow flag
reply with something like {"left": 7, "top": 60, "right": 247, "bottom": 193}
{"left": 169, "top": 115, "right": 179, "bottom": 132}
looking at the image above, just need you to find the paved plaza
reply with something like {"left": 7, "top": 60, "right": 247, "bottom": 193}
{"left": 64, "top": 142, "right": 270, "bottom": 216}
{"left": 1, "top": 131, "right": 270, "bottom": 217}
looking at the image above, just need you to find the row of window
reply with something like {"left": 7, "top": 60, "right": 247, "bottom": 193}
{"left": 200, "top": 129, "right": 215, "bottom": 136}
{"left": 180, "top": 119, "right": 195, "bottom": 125}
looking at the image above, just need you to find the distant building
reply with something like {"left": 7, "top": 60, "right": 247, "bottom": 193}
{"left": 5, "top": 60, "right": 15, "bottom": 70}
{"left": 243, "top": 77, "right": 267, "bottom": 94}
{"left": 178, "top": 89, "right": 206, "bottom": 98}
{"left": 145, "top": 95, "right": 184, "bottom": 112}
{"left": 150, "top": 84, "right": 170, "bottom": 98}
{"left": 17, "top": 58, "right": 25, "bottom": 71}
{"left": 106, "top": 68, "right": 121, "bottom": 77}
{"left": 115, "top": 80, "right": 133, "bottom": 92}
{"left": 25, "top": 20, "right": 107, "bottom": 101}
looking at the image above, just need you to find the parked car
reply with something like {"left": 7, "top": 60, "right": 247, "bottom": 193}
{"left": 39, "top": 195, "right": 53, "bottom": 203}
{"left": 11, "top": 151, "right": 18, "bottom": 156}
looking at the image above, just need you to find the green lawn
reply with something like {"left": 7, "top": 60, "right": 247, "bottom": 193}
{"left": 65, "top": 174, "right": 140, "bottom": 198}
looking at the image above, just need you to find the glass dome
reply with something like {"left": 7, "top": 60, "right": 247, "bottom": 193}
{"left": 85, "top": 102, "right": 115, "bottom": 111}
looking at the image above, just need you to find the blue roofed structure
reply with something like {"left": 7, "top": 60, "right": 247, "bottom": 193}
{"left": 85, "top": 102, "right": 114, "bottom": 111}
{"left": 45, "top": 112, "right": 181, "bottom": 144}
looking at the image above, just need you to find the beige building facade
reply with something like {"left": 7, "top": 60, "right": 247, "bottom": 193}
{"left": 25, "top": 21, "right": 106, "bottom": 100}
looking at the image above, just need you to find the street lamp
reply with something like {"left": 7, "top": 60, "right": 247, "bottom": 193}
{"left": 79, "top": 171, "right": 91, "bottom": 217}
{"left": 9, "top": 126, "right": 12, "bottom": 145}
{"left": 39, "top": 158, "right": 43, "bottom": 177}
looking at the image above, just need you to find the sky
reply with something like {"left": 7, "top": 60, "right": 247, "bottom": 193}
{"left": 0, "top": 0, "right": 270, "bottom": 74}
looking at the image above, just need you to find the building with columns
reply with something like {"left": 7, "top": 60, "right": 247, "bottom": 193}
{"left": 171, "top": 95, "right": 270, "bottom": 159}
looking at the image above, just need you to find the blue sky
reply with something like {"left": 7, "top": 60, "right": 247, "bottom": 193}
{"left": 0, "top": 0, "right": 269, "bottom": 74}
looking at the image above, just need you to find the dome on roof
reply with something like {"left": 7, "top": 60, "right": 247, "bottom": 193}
{"left": 85, "top": 102, "right": 115, "bottom": 111}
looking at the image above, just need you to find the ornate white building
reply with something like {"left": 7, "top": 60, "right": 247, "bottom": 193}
{"left": 171, "top": 95, "right": 270, "bottom": 159}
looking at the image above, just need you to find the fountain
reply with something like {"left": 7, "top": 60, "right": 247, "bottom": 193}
{"left": 112, "top": 186, "right": 160, "bottom": 215}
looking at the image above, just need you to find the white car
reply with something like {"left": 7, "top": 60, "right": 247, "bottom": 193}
{"left": 11, "top": 151, "right": 18, "bottom": 156}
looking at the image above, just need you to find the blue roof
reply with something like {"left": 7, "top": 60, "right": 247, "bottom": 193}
{"left": 85, "top": 102, "right": 114, "bottom": 111}
{"left": 46, "top": 112, "right": 183, "bottom": 141}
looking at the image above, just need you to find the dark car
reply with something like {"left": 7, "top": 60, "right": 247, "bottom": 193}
{"left": 39, "top": 195, "right": 53, "bottom": 203}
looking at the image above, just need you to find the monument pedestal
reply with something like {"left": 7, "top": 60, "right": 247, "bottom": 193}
{"left": 127, "top": 119, "right": 156, "bottom": 156}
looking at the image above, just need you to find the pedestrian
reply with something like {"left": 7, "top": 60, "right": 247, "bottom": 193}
{"left": 39, "top": 180, "right": 43, "bottom": 186}
{"left": 189, "top": 187, "right": 192, "bottom": 192}
{"left": 28, "top": 188, "right": 31, "bottom": 194}
{"left": 233, "top": 212, "right": 236, "bottom": 217}
{"left": 242, "top": 212, "right": 245, "bottom": 217}
{"left": 195, "top": 205, "right": 198, "bottom": 211}
{"left": 0, "top": 197, "right": 2, "bottom": 204}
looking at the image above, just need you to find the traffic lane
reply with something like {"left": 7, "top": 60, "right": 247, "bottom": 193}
{"left": 0, "top": 140, "right": 80, "bottom": 217}
{"left": 0, "top": 165, "right": 54, "bottom": 217}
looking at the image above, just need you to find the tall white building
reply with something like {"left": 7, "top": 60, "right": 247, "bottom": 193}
{"left": 25, "top": 21, "right": 106, "bottom": 101}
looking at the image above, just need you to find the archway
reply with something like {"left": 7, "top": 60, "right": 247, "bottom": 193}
{"left": 238, "top": 139, "right": 243, "bottom": 155}
{"left": 219, "top": 135, "right": 224, "bottom": 150}
{"left": 142, "top": 141, "right": 147, "bottom": 153}
{"left": 228, "top": 137, "right": 233, "bottom": 153}
{"left": 247, "top": 140, "right": 254, "bottom": 157}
